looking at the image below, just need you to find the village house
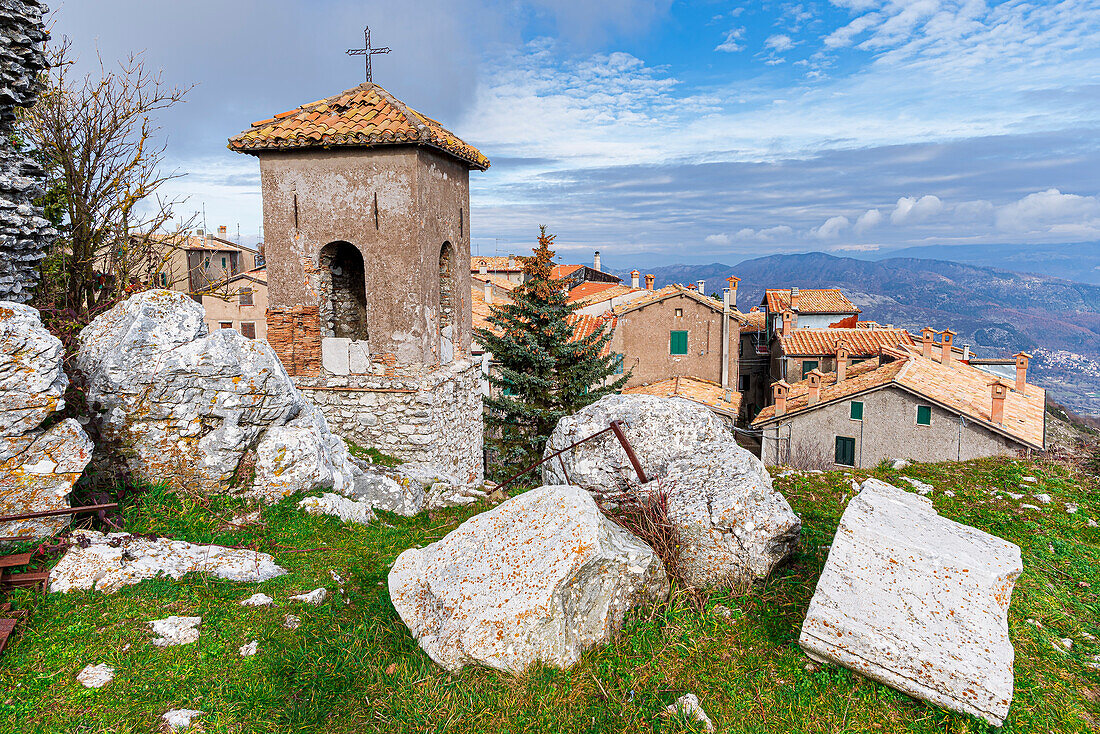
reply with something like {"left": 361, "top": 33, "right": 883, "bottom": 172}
{"left": 152, "top": 228, "right": 260, "bottom": 298}
{"left": 623, "top": 376, "right": 741, "bottom": 429}
{"left": 200, "top": 266, "right": 268, "bottom": 340}
{"left": 762, "top": 287, "right": 861, "bottom": 337}
{"left": 752, "top": 331, "right": 1044, "bottom": 467}
{"left": 735, "top": 306, "right": 769, "bottom": 419}
{"left": 771, "top": 324, "right": 915, "bottom": 382}
{"left": 229, "top": 81, "right": 489, "bottom": 481}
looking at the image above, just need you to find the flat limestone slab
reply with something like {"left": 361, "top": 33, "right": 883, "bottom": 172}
{"left": 799, "top": 478, "right": 1021, "bottom": 727}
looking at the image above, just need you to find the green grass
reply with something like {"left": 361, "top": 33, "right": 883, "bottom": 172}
{"left": 1, "top": 457, "right": 1098, "bottom": 733}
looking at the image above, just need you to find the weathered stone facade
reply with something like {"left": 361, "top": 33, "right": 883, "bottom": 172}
{"left": 0, "top": 0, "right": 55, "bottom": 303}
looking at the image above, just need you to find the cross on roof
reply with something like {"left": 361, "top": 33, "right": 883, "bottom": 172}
{"left": 346, "top": 26, "right": 390, "bottom": 83}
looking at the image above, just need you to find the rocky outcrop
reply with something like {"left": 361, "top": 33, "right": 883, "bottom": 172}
{"left": 0, "top": 1, "right": 55, "bottom": 303}
{"left": 389, "top": 484, "right": 669, "bottom": 674}
{"left": 543, "top": 395, "right": 800, "bottom": 587}
{"left": 799, "top": 478, "right": 1021, "bottom": 727}
{"left": 0, "top": 302, "right": 92, "bottom": 541}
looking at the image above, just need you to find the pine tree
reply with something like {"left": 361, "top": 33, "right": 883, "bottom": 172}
{"left": 475, "top": 226, "right": 628, "bottom": 479}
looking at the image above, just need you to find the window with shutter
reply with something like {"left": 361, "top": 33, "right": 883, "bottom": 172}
{"left": 850, "top": 401, "right": 864, "bottom": 421}
{"left": 835, "top": 436, "right": 856, "bottom": 466}
{"left": 916, "top": 404, "right": 932, "bottom": 425}
{"left": 670, "top": 330, "right": 688, "bottom": 355}
{"left": 240, "top": 322, "right": 256, "bottom": 339}
{"left": 239, "top": 287, "right": 253, "bottom": 306}
{"left": 802, "top": 360, "right": 819, "bottom": 379}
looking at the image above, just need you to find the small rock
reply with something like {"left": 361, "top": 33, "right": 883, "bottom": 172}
{"left": 290, "top": 587, "right": 327, "bottom": 605}
{"left": 283, "top": 614, "right": 300, "bottom": 630}
{"left": 239, "top": 640, "right": 258, "bottom": 657}
{"left": 76, "top": 664, "right": 115, "bottom": 688}
{"left": 899, "top": 476, "right": 933, "bottom": 495}
{"left": 943, "top": 490, "right": 955, "bottom": 497}
{"left": 1089, "top": 518, "right": 1098, "bottom": 528}
{"left": 1066, "top": 503, "right": 1078, "bottom": 514}
{"left": 161, "top": 709, "right": 203, "bottom": 732}
{"left": 149, "top": 616, "right": 201, "bottom": 647}
{"left": 666, "top": 693, "right": 715, "bottom": 733}
{"left": 891, "top": 459, "right": 910, "bottom": 470}
{"left": 298, "top": 493, "right": 375, "bottom": 525}
{"left": 1003, "top": 491, "right": 1024, "bottom": 500}
{"left": 1082, "top": 632, "right": 1096, "bottom": 642}
{"left": 1019, "top": 503, "right": 1041, "bottom": 511}
{"left": 712, "top": 605, "right": 733, "bottom": 619}
{"left": 850, "top": 480, "right": 860, "bottom": 491}
{"left": 1021, "top": 476, "right": 1038, "bottom": 483}
{"left": 240, "top": 593, "right": 274, "bottom": 607}
{"left": 1026, "top": 618, "right": 1043, "bottom": 629}
{"left": 1034, "top": 493, "right": 1052, "bottom": 504}
{"left": 1058, "top": 638, "right": 1073, "bottom": 650}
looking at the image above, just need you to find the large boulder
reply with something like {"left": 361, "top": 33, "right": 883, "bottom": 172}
{"left": 76, "top": 290, "right": 357, "bottom": 501}
{"left": 543, "top": 395, "right": 800, "bottom": 587}
{"left": 799, "top": 478, "right": 1021, "bottom": 727}
{"left": 0, "top": 302, "right": 92, "bottom": 541}
{"left": 388, "top": 484, "right": 669, "bottom": 673}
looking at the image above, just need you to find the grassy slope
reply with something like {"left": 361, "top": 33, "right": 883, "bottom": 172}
{"left": 1, "top": 457, "right": 1098, "bottom": 733}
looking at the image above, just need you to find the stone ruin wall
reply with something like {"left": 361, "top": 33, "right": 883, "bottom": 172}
{"left": 0, "top": 0, "right": 55, "bottom": 303}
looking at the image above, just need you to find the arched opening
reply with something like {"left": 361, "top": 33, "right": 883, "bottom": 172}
{"left": 318, "top": 241, "right": 368, "bottom": 341}
{"left": 439, "top": 241, "right": 455, "bottom": 363}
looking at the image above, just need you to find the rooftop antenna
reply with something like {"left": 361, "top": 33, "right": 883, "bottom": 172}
{"left": 346, "top": 26, "right": 390, "bottom": 82}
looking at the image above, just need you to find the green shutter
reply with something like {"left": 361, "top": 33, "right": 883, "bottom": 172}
{"left": 802, "top": 360, "right": 819, "bottom": 379}
{"left": 850, "top": 401, "right": 864, "bottom": 421}
{"left": 916, "top": 405, "right": 932, "bottom": 425}
{"left": 835, "top": 436, "right": 855, "bottom": 466}
{"left": 670, "top": 330, "right": 688, "bottom": 355}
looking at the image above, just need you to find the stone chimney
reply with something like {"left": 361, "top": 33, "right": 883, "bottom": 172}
{"left": 1015, "top": 351, "right": 1031, "bottom": 393}
{"left": 790, "top": 286, "right": 800, "bottom": 311}
{"left": 807, "top": 369, "right": 823, "bottom": 405}
{"left": 836, "top": 341, "right": 850, "bottom": 383}
{"left": 697, "top": 279, "right": 705, "bottom": 294}
{"left": 921, "top": 327, "right": 936, "bottom": 358}
{"left": 507, "top": 253, "right": 516, "bottom": 269}
{"left": 773, "top": 380, "right": 790, "bottom": 416}
{"left": 217, "top": 225, "right": 227, "bottom": 238}
{"left": 940, "top": 329, "right": 956, "bottom": 365}
{"left": 990, "top": 381, "right": 1007, "bottom": 424}
{"left": 478, "top": 261, "right": 488, "bottom": 276}
{"left": 781, "top": 310, "right": 794, "bottom": 336}
{"left": 645, "top": 273, "right": 655, "bottom": 290}
{"left": 483, "top": 279, "right": 492, "bottom": 305}
{"left": 630, "top": 270, "right": 640, "bottom": 289}
{"left": 727, "top": 276, "right": 739, "bottom": 309}
{"left": 962, "top": 343, "right": 971, "bottom": 361}
{"left": 593, "top": 251, "right": 601, "bottom": 272}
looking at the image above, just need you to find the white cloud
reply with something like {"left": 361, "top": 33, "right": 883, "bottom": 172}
{"left": 953, "top": 199, "right": 995, "bottom": 222}
{"left": 811, "top": 215, "right": 850, "bottom": 239}
{"left": 832, "top": 243, "right": 881, "bottom": 252}
{"left": 716, "top": 27, "right": 745, "bottom": 53}
{"left": 854, "top": 208, "right": 883, "bottom": 234}
{"left": 765, "top": 34, "right": 796, "bottom": 52}
{"left": 995, "top": 188, "right": 1100, "bottom": 234}
{"left": 730, "top": 225, "right": 795, "bottom": 242}
{"left": 705, "top": 233, "right": 732, "bottom": 245}
{"left": 891, "top": 195, "right": 943, "bottom": 224}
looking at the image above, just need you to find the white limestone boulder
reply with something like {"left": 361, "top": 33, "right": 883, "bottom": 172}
{"left": 0, "top": 301, "right": 67, "bottom": 436}
{"left": 49, "top": 530, "right": 286, "bottom": 593}
{"left": 388, "top": 484, "right": 669, "bottom": 673}
{"left": 543, "top": 395, "right": 800, "bottom": 587}
{"left": 76, "top": 290, "right": 360, "bottom": 501}
{"left": 799, "top": 478, "right": 1021, "bottom": 727}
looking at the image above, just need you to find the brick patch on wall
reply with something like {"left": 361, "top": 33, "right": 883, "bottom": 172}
{"left": 267, "top": 305, "right": 321, "bottom": 378}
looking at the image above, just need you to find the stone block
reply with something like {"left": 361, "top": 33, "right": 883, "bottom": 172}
{"left": 321, "top": 337, "right": 350, "bottom": 375}
{"left": 348, "top": 339, "right": 370, "bottom": 373}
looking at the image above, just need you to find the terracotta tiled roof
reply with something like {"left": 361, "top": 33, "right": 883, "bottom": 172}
{"left": 566, "top": 313, "right": 616, "bottom": 357}
{"left": 470, "top": 286, "right": 615, "bottom": 356}
{"left": 611, "top": 284, "right": 723, "bottom": 316}
{"left": 752, "top": 347, "right": 1045, "bottom": 448}
{"left": 764, "top": 289, "right": 859, "bottom": 314}
{"left": 551, "top": 264, "right": 583, "bottom": 280}
{"left": 154, "top": 234, "right": 256, "bottom": 254}
{"left": 779, "top": 328, "right": 914, "bottom": 357}
{"left": 736, "top": 309, "right": 767, "bottom": 331}
{"left": 228, "top": 83, "right": 489, "bottom": 170}
{"left": 472, "top": 256, "right": 523, "bottom": 273}
{"left": 471, "top": 284, "right": 508, "bottom": 337}
{"left": 471, "top": 274, "right": 518, "bottom": 292}
{"left": 567, "top": 281, "right": 623, "bottom": 302}
{"left": 624, "top": 377, "right": 741, "bottom": 417}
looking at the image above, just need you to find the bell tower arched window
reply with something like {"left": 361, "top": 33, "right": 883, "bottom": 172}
{"left": 439, "top": 241, "right": 455, "bottom": 363}
{"left": 318, "top": 241, "right": 368, "bottom": 341}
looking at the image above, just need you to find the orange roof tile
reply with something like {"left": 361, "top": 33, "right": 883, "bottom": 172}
{"left": 551, "top": 264, "right": 583, "bottom": 280}
{"left": 567, "top": 281, "right": 622, "bottom": 302}
{"left": 611, "top": 284, "right": 723, "bottom": 315}
{"left": 764, "top": 288, "right": 859, "bottom": 314}
{"left": 472, "top": 256, "right": 523, "bottom": 273}
{"left": 566, "top": 313, "right": 616, "bottom": 356}
{"left": 228, "top": 83, "right": 489, "bottom": 170}
{"left": 736, "top": 309, "right": 767, "bottom": 331}
{"left": 753, "top": 347, "right": 1045, "bottom": 448}
{"left": 471, "top": 284, "right": 509, "bottom": 337}
{"left": 472, "top": 274, "right": 518, "bottom": 292}
{"left": 779, "top": 328, "right": 914, "bottom": 357}
{"left": 624, "top": 376, "right": 741, "bottom": 417}
{"left": 470, "top": 285, "right": 615, "bottom": 356}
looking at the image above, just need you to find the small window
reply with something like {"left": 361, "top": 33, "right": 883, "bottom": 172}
{"left": 916, "top": 404, "right": 932, "bottom": 426}
{"left": 240, "top": 322, "right": 256, "bottom": 339}
{"left": 159, "top": 273, "right": 168, "bottom": 287}
{"left": 738, "top": 374, "right": 749, "bottom": 391}
{"left": 612, "top": 353, "right": 624, "bottom": 375}
{"left": 850, "top": 401, "right": 864, "bottom": 421}
{"left": 239, "top": 287, "right": 253, "bottom": 306}
{"left": 835, "top": 436, "right": 856, "bottom": 466}
{"left": 221, "top": 256, "right": 227, "bottom": 269}
{"left": 802, "top": 360, "right": 819, "bottom": 379}
{"left": 204, "top": 257, "right": 211, "bottom": 268}
{"left": 219, "top": 321, "right": 233, "bottom": 330}
{"left": 675, "top": 308, "right": 683, "bottom": 318}
{"left": 670, "top": 330, "right": 688, "bottom": 355}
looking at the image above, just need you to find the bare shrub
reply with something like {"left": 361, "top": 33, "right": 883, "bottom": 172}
{"left": 786, "top": 440, "right": 835, "bottom": 471}
{"left": 607, "top": 481, "right": 683, "bottom": 583}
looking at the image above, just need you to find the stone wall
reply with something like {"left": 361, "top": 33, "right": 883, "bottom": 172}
{"left": 300, "top": 359, "right": 483, "bottom": 484}
{"left": 0, "top": 0, "right": 55, "bottom": 303}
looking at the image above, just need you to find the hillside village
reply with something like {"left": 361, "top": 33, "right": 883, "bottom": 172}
{"left": 0, "top": 4, "right": 1099, "bottom": 734}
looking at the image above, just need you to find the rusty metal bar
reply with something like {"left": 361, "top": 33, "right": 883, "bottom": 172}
{"left": 0, "top": 503, "right": 119, "bottom": 524}
{"left": 609, "top": 420, "right": 648, "bottom": 484}
{"left": 495, "top": 425, "right": 616, "bottom": 493}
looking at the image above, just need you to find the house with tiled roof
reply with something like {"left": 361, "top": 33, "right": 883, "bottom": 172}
{"left": 624, "top": 376, "right": 741, "bottom": 428}
{"left": 201, "top": 266, "right": 268, "bottom": 341}
{"left": 762, "top": 287, "right": 861, "bottom": 338}
{"left": 772, "top": 326, "right": 915, "bottom": 382}
{"left": 751, "top": 332, "right": 1044, "bottom": 468}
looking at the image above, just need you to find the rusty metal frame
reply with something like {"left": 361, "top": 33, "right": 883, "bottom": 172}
{"left": 0, "top": 503, "right": 119, "bottom": 524}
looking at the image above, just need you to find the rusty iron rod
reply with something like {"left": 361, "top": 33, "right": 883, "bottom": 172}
{"left": 0, "top": 503, "right": 119, "bottom": 524}
{"left": 495, "top": 425, "right": 616, "bottom": 493}
{"left": 609, "top": 420, "right": 649, "bottom": 483}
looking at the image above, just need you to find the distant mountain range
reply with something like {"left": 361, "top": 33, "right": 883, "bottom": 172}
{"left": 864, "top": 241, "right": 1100, "bottom": 285}
{"left": 615, "top": 252, "right": 1100, "bottom": 415}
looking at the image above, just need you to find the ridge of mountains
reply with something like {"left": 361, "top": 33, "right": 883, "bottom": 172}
{"left": 614, "top": 252, "right": 1100, "bottom": 416}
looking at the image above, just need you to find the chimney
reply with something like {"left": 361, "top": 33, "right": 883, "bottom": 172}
{"left": 478, "top": 260, "right": 488, "bottom": 276}
{"left": 790, "top": 287, "right": 800, "bottom": 311}
{"left": 507, "top": 253, "right": 516, "bottom": 269}
{"left": 940, "top": 329, "right": 956, "bottom": 365}
{"left": 1015, "top": 351, "right": 1031, "bottom": 393}
{"left": 836, "top": 341, "right": 850, "bottom": 383}
{"left": 630, "top": 270, "right": 640, "bottom": 289}
{"left": 483, "top": 279, "right": 492, "bottom": 305}
{"left": 217, "top": 225, "right": 227, "bottom": 238}
{"left": 990, "top": 381, "right": 1007, "bottom": 424}
{"left": 727, "top": 276, "right": 739, "bottom": 309}
{"left": 807, "top": 369, "right": 823, "bottom": 406}
{"left": 722, "top": 288, "right": 731, "bottom": 313}
{"left": 773, "top": 380, "right": 790, "bottom": 416}
{"left": 697, "top": 279, "right": 705, "bottom": 294}
{"left": 781, "top": 310, "right": 794, "bottom": 337}
{"left": 593, "top": 251, "right": 601, "bottom": 272}
{"left": 921, "top": 327, "right": 935, "bottom": 358}
{"left": 962, "top": 343, "right": 971, "bottom": 361}
{"left": 644, "top": 274, "right": 655, "bottom": 290}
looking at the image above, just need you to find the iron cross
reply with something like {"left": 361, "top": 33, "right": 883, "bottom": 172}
{"left": 346, "top": 26, "right": 390, "bottom": 83}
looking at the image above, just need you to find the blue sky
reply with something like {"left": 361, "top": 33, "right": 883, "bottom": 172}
{"left": 55, "top": 1, "right": 1100, "bottom": 266}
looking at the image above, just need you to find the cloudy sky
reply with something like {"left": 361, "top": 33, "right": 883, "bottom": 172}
{"left": 54, "top": 1, "right": 1100, "bottom": 265}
